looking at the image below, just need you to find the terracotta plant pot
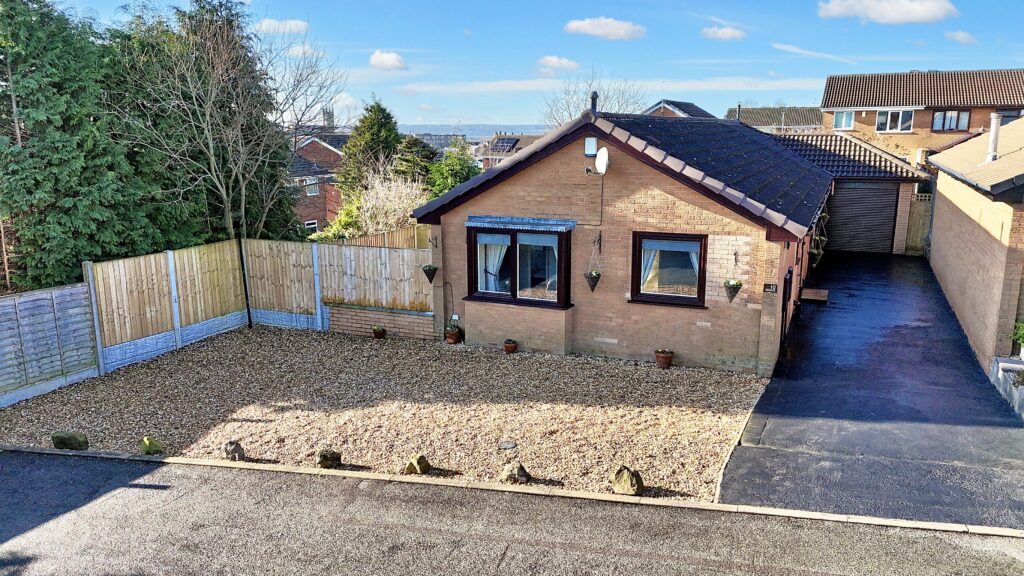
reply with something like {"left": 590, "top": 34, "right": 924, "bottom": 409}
{"left": 655, "top": 350, "right": 674, "bottom": 369}
{"left": 503, "top": 340, "right": 518, "bottom": 354}
{"left": 445, "top": 329, "right": 461, "bottom": 344}
{"left": 372, "top": 327, "right": 386, "bottom": 339}
{"left": 584, "top": 272, "right": 602, "bottom": 292}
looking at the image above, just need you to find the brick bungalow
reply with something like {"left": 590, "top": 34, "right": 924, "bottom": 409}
{"left": 928, "top": 114, "right": 1024, "bottom": 369}
{"left": 413, "top": 107, "right": 833, "bottom": 375}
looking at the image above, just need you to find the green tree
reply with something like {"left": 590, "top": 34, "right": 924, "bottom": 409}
{"left": 427, "top": 143, "right": 481, "bottom": 198}
{"left": 331, "top": 99, "right": 403, "bottom": 237}
{"left": 393, "top": 135, "right": 437, "bottom": 182}
{"left": 0, "top": 0, "right": 165, "bottom": 287}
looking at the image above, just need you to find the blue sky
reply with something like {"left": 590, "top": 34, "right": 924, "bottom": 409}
{"left": 69, "top": 0, "right": 1022, "bottom": 125}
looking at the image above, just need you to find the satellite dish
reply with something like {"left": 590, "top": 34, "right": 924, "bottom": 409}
{"left": 595, "top": 147, "right": 609, "bottom": 175}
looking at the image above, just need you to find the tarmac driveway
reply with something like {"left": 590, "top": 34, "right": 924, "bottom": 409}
{"left": 719, "top": 253, "right": 1024, "bottom": 528}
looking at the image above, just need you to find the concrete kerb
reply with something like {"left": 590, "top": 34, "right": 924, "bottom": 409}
{"left": 4, "top": 444, "right": 1023, "bottom": 540}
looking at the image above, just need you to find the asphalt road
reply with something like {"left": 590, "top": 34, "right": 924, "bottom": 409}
{"left": 721, "top": 254, "right": 1024, "bottom": 527}
{"left": 2, "top": 451, "right": 1023, "bottom": 575}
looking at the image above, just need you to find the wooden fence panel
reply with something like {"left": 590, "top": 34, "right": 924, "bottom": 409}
{"left": 174, "top": 240, "right": 245, "bottom": 326}
{"left": 906, "top": 191, "right": 932, "bottom": 255}
{"left": 0, "top": 283, "right": 98, "bottom": 405}
{"left": 319, "top": 245, "right": 431, "bottom": 311}
{"left": 341, "top": 224, "right": 430, "bottom": 249}
{"left": 244, "top": 239, "right": 315, "bottom": 314}
{"left": 93, "top": 252, "right": 174, "bottom": 347}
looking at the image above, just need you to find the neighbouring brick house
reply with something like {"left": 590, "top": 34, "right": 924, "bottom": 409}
{"left": 475, "top": 133, "right": 543, "bottom": 169}
{"left": 928, "top": 114, "right": 1024, "bottom": 369}
{"left": 290, "top": 135, "right": 347, "bottom": 233}
{"left": 413, "top": 109, "right": 833, "bottom": 375}
{"left": 725, "top": 106, "right": 823, "bottom": 133}
{"left": 820, "top": 68, "right": 1024, "bottom": 165}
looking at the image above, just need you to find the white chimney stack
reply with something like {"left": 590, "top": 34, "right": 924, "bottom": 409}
{"left": 986, "top": 112, "right": 1002, "bottom": 163}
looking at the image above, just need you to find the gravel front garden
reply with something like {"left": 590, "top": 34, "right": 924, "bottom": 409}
{"left": 0, "top": 327, "right": 766, "bottom": 500}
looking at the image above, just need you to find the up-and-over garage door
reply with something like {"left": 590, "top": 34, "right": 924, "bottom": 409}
{"left": 825, "top": 180, "right": 899, "bottom": 253}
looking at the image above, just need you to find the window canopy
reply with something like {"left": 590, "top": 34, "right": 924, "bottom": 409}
{"left": 465, "top": 216, "right": 576, "bottom": 233}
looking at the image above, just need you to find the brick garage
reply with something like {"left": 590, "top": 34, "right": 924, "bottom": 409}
{"left": 415, "top": 111, "right": 833, "bottom": 376}
{"left": 327, "top": 304, "right": 434, "bottom": 340}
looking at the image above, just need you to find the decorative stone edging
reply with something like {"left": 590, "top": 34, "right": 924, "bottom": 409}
{"left": 3, "top": 444, "right": 1022, "bottom": 540}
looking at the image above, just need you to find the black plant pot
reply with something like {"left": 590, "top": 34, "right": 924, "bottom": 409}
{"left": 725, "top": 284, "right": 741, "bottom": 303}
{"left": 584, "top": 273, "right": 601, "bottom": 292}
{"left": 422, "top": 267, "right": 438, "bottom": 284}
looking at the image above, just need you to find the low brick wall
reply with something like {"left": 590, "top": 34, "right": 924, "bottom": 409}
{"left": 327, "top": 304, "right": 435, "bottom": 340}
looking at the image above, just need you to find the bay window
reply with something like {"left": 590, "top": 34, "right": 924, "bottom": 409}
{"left": 876, "top": 110, "right": 914, "bottom": 133}
{"left": 630, "top": 232, "right": 707, "bottom": 307}
{"left": 466, "top": 217, "right": 572, "bottom": 308}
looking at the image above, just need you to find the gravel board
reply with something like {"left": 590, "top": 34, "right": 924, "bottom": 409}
{"left": 0, "top": 327, "right": 766, "bottom": 500}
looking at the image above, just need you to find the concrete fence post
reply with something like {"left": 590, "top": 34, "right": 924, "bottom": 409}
{"left": 81, "top": 261, "right": 106, "bottom": 376}
{"left": 166, "top": 250, "right": 183, "bottom": 349}
{"left": 312, "top": 242, "right": 324, "bottom": 331}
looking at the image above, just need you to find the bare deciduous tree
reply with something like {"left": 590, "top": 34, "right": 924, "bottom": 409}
{"left": 541, "top": 68, "right": 649, "bottom": 127}
{"left": 356, "top": 160, "right": 429, "bottom": 235}
{"left": 114, "top": 4, "right": 346, "bottom": 239}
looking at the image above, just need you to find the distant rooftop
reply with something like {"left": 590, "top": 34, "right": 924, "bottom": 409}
{"left": 822, "top": 69, "right": 1024, "bottom": 109}
{"left": 726, "top": 106, "right": 822, "bottom": 128}
{"left": 929, "top": 117, "right": 1024, "bottom": 194}
{"left": 643, "top": 99, "right": 717, "bottom": 119}
{"left": 771, "top": 133, "right": 928, "bottom": 180}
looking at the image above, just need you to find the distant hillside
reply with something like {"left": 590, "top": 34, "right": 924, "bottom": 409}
{"left": 399, "top": 124, "right": 548, "bottom": 141}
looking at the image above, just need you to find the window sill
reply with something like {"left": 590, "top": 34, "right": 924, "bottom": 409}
{"left": 464, "top": 294, "right": 573, "bottom": 311}
{"left": 875, "top": 130, "right": 913, "bottom": 134}
{"left": 628, "top": 297, "right": 707, "bottom": 309}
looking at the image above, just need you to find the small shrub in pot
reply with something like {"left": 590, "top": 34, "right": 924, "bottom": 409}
{"left": 372, "top": 325, "right": 386, "bottom": 339}
{"left": 655, "top": 349, "right": 674, "bottom": 369}
{"left": 503, "top": 338, "right": 518, "bottom": 354}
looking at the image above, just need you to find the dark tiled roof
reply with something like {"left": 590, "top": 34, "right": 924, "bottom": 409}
{"left": 770, "top": 133, "right": 927, "bottom": 180}
{"left": 415, "top": 112, "right": 833, "bottom": 236}
{"left": 822, "top": 69, "right": 1024, "bottom": 109}
{"left": 320, "top": 134, "right": 350, "bottom": 150}
{"left": 289, "top": 154, "right": 331, "bottom": 178}
{"left": 602, "top": 114, "right": 833, "bottom": 230}
{"left": 725, "top": 106, "right": 822, "bottom": 128}
{"left": 657, "top": 100, "right": 717, "bottom": 119}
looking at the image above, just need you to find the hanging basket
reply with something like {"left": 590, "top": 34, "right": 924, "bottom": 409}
{"left": 422, "top": 264, "right": 438, "bottom": 284}
{"left": 584, "top": 272, "right": 602, "bottom": 292}
{"left": 724, "top": 280, "right": 743, "bottom": 303}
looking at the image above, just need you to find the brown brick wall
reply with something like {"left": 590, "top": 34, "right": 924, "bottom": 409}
{"left": 435, "top": 134, "right": 793, "bottom": 374}
{"left": 822, "top": 107, "right": 998, "bottom": 163}
{"left": 328, "top": 305, "right": 435, "bottom": 340}
{"left": 295, "top": 180, "right": 340, "bottom": 232}
{"left": 465, "top": 300, "right": 572, "bottom": 354}
{"left": 297, "top": 140, "right": 343, "bottom": 171}
{"left": 930, "top": 172, "right": 1022, "bottom": 367}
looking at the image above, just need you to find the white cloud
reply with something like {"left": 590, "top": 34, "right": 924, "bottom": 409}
{"left": 537, "top": 55, "right": 579, "bottom": 77}
{"left": 463, "top": 28, "right": 473, "bottom": 36}
{"left": 399, "top": 78, "right": 561, "bottom": 94}
{"left": 772, "top": 42, "right": 857, "bottom": 64}
{"left": 564, "top": 17, "right": 646, "bottom": 40}
{"left": 332, "top": 92, "right": 358, "bottom": 110}
{"left": 701, "top": 25, "right": 746, "bottom": 40}
{"left": 638, "top": 76, "right": 824, "bottom": 92}
{"left": 944, "top": 30, "right": 976, "bottom": 44}
{"left": 254, "top": 18, "right": 308, "bottom": 35}
{"left": 537, "top": 55, "right": 580, "bottom": 71}
{"left": 418, "top": 104, "right": 438, "bottom": 112}
{"left": 818, "top": 0, "right": 958, "bottom": 24}
{"left": 369, "top": 50, "right": 408, "bottom": 71}
{"left": 286, "top": 44, "right": 316, "bottom": 57}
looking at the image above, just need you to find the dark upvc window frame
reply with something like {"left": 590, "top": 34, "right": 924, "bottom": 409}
{"left": 932, "top": 110, "right": 971, "bottom": 132}
{"left": 465, "top": 227, "right": 572, "bottom": 310}
{"left": 629, "top": 231, "right": 708, "bottom": 308}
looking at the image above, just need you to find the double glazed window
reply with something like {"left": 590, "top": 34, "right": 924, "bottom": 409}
{"left": 932, "top": 110, "right": 970, "bottom": 132}
{"left": 833, "top": 111, "right": 855, "bottom": 130}
{"left": 630, "top": 232, "right": 707, "bottom": 307}
{"left": 876, "top": 110, "right": 914, "bottom": 133}
{"left": 469, "top": 228, "right": 570, "bottom": 307}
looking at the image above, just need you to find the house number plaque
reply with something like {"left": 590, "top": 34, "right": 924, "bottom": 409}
{"left": 763, "top": 283, "right": 778, "bottom": 293}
